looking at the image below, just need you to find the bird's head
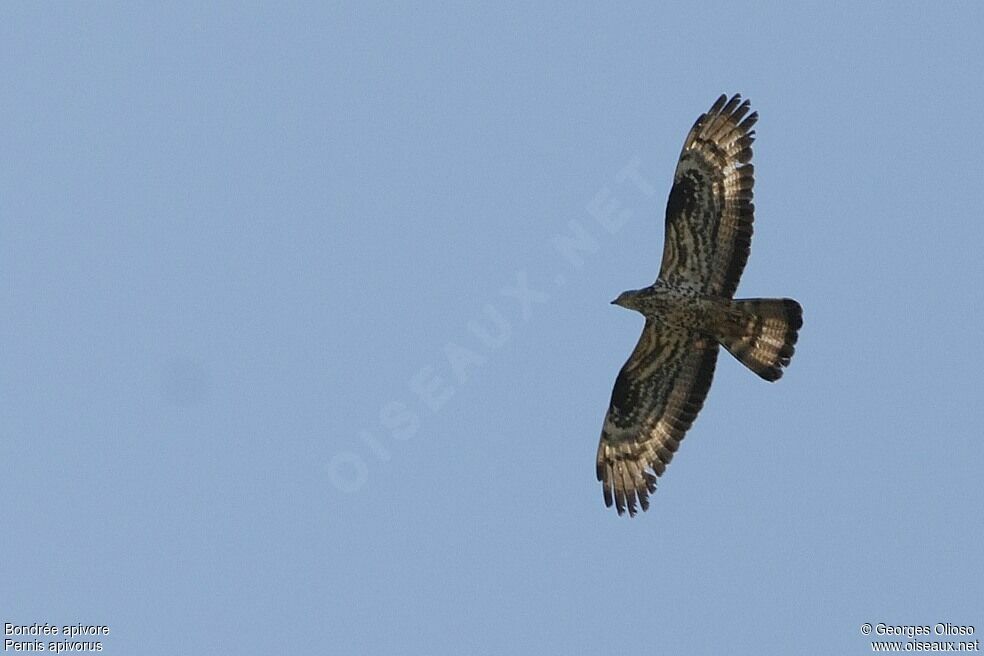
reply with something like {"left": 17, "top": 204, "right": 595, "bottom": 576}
{"left": 611, "top": 289, "right": 645, "bottom": 312}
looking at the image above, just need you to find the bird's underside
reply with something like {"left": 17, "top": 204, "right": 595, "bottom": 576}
{"left": 597, "top": 94, "right": 803, "bottom": 516}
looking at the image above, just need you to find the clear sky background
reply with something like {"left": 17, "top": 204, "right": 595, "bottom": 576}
{"left": 3, "top": 3, "right": 983, "bottom": 655}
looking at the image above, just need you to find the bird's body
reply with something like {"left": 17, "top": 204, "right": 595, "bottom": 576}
{"left": 614, "top": 283, "right": 727, "bottom": 335}
{"left": 597, "top": 94, "right": 803, "bottom": 516}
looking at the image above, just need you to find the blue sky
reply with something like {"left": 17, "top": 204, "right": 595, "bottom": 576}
{"left": 3, "top": 3, "right": 983, "bottom": 654}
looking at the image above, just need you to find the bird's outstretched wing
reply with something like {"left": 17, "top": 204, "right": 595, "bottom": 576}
{"left": 596, "top": 321, "right": 719, "bottom": 516}
{"left": 658, "top": 94, "right": 757, "bottom": 298}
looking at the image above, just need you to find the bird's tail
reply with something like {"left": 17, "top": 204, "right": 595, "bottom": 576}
{"left": 717, "top": 298, "right": 802, "bottom": 381}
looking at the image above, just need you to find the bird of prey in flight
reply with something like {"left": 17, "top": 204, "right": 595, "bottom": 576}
{"left": 597, "top": 94, "right": 803, "bottom": 516}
